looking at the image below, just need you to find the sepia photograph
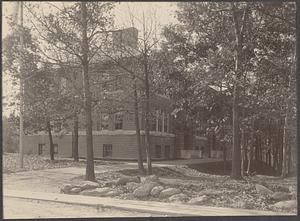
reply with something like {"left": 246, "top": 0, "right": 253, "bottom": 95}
{"left": 2, "top": 1, "right": 297, "bottom": 219}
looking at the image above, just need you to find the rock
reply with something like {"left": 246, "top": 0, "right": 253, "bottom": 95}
{"left": 198, "top": 189, "right": 223, "bottom": 196}
{"left": 105, "top": 190, "right": 123, "bottom": 197}
{"left": 159, "top": 188, "right": 181, "bottom": 198}
{"left": 168, "top": 193, "right": 189, "bottom": 202}
{"left": 272, "top": 200, "right": 297, "bottom": 210}
{"left": 103, "top": 181, "right": 117, "bottom": 187}
{"left": 133, "top": 182, "right": 158, "bottom": 198}
{"left": 255, "top": 184, "right": 273, "bottom": 195}
{"left": 141, "top": 175, "right": 160, "bottom": 183}
{"left": 150, "top": 186, "right": 164, "bottom": 197}
{"left": 116, "top": 176, "right": 140, "bottom": 185}
{"left": 126, "top": 182, "right": 140, "bottom": 191}
{"left": 188, "top": 195, "right": 209, "bottom": 205}
{"left": 80, "top": 187, "right": 112, "bottom": 197}
{"left": 80, "top": 181, "right": 99, "bottom": 190}
{"left": 69, "top": 187, "right": 82, "bottom": 194}
{"left": 60, "top": 184, "right": 75, "bottom": 194}
{"left": 270, "top": 192, "right": 291, "bottom": 201}
{"left": 289, "top": 186, "right": 296, "bottom": 193}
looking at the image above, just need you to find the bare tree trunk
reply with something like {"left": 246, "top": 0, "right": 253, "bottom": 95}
{"left": 241, "top": 129, "right": 245, "bottom": 177}
{"left": 143, "top": 52, "right": 153, "bottom": 175}
{"left": 281, "top": 77, "right": 293, "bottom": 178}
{"left": 231, "top": 5, "right": 247, "bottom": 179}
{"left": 133, "top": 80, "right": 145, "bottom": 174}
{"left": 47, "top": 120, "right": 54, "bottom": 161}
{"left": 81, "top": 2, "right": 95, "bottom": 181}
{"left": 73, "top": 113, "right": 79, "bottom": 162}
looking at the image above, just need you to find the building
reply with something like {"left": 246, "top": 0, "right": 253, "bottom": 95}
{"left": 23, "top": 27, "right": 179, "bottom": 160}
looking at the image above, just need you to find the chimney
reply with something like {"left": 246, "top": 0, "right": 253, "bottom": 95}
{"left": 113, "top": 27, "right": 138, "bottom": 49}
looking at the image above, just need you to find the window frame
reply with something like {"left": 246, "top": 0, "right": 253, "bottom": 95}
{"left": 38, "top": 144, "right": 45, "bottom": 155}
{"left": 155, "top": 145, "right": 161, "bottom": 158}
{"left": 53, "top": 144, "right": 58, "bottom": 154}
{"left": 114, "top": 112, "right": 123, "bottom": 130}
{"left": 103, "top": 144, "right": 113, "bottom": 158}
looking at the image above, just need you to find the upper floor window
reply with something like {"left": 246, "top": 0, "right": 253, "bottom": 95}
{"left": 115, "top": 112, "right": 123, "bottom": 130}
{"left": 157, "top": 110, "right": 163, "bottom": 132}
{"left": 164, "top": 112, "right": 169, "bottom": 133}
{"left": 149, "top": 112, "right": 156, "bottom": 131}
{"left": 101, "top": 113, "right": 109, "bottom": 130}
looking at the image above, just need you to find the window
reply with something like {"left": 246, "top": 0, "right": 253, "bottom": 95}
{"left": 53, "top": 144, "right": 58, "bottom": 154}
{"left": 165, "top": 145, "right": 170, "bottom": 159}
{"left": 101, "top": 113, "right": 109, "bottom": 130}
{"left": 157, "top": 110, "right": 162, "bottom": 132}
{"left": 150, "top": 112, "right": 157, "bottom": 131}
{"left": 103, "top": 144, "right": 112, "bottom": 158}
{"left": 38, "top": 144, "right": 45, "bottom": 155}
{"left": 115, "top": 112, "right": 123, "bottom": 129}
{"left": 155, "top": 145, "right": 161, "bottom": 158}
{"left": 164, "top": 113, "right": 169, "bottom": 133}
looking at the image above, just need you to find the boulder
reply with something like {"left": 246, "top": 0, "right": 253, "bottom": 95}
{"left": 80, "top": 187, "right": 112, "bottom": 197}
{"left": 105, "top": 190, "right": 123, "bottom": 197}
{"left": 198, "top": 189, "right": 223, "bottom": 196}
{"left": 69, "top": 187, "right": 82, "bottom": 194}
{"left": 270, "top": 192, "right": 291, "bottom": 201}
{"left": 159, "top": 188, "right": 181, "bottom": 198}
{"left": 188, "top": 195, "right": 209, "bottom": 205}
{"left": 60, "top": 184, "right": 75, "bottom": 194}
{"left": 133, "top": 182, "right": 158, "bottom": 198}
{"left": 272, "top": 200, "right": 297, "bottom": 210}
{"left": 116, "top": 176, "right": 140, "bottom": 185}
{"left": 141, "top": 175, "right": 160, "bottom": 183}
{"left": 126, "top": 182, "right": 140, "bottom": 191}
{"left": 150, "top": 186, "right": 164, "bottom": 197}
{"left": 80, "top": 181, "right": 99, "bottom": 190}
{"left": 168, "top": 193, "right": 189, "bottom": 203}
{"left": 103, "top": 180, "right": 117, "bottom": 187}
{"left": 255, "top": 184, "right": 273, "bottom": 195}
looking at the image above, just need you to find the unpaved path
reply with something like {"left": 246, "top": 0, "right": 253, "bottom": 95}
{"left": 4, "top": 197, "right": 157, "bottom": 219}
{"left": 3, "top": 164, "right": 137, "bottom": 193}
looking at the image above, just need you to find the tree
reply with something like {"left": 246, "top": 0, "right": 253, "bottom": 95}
{"left": 159, "top": 2, "right": 296, "bottom": 178}
{"left": 26, "top": 2, "right": 114, "bottom": 180}
{"left": 24, "top": 65, "right": 71, "bottom": 161}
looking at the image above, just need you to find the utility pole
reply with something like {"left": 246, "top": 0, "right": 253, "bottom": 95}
{"left": 19, "top": 1, "right": 24, "bottom": 168}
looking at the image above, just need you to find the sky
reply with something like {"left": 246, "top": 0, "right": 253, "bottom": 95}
{"left": 2, "top": 2, "right": 178, "bottom": 117}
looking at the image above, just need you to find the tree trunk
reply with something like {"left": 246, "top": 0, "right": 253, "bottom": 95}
{"left": 47, "top": 120, "right": 54, "bottom": 161}
{"left": 143, "top": 52, "right": 152, "bottom": 175}
{"left": 81, "top": 2, "right": 95, "bottom": 181}
{"left": 73, "top": 113, "right": 79, "bottom": 162}
{"left": 231, "top": 5, "right": 245, "bottom": 179}
{"left": 281, "top": 76, "right": 293, "bottom": 178}
{"left": 241, "top": 129, "right": 245, "bottom": 177}
{"left": 223, "top": 141, "right": 227, "bottom": 174}
{"left": 133, "top": 80, "right": 145, "bottom": 175}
